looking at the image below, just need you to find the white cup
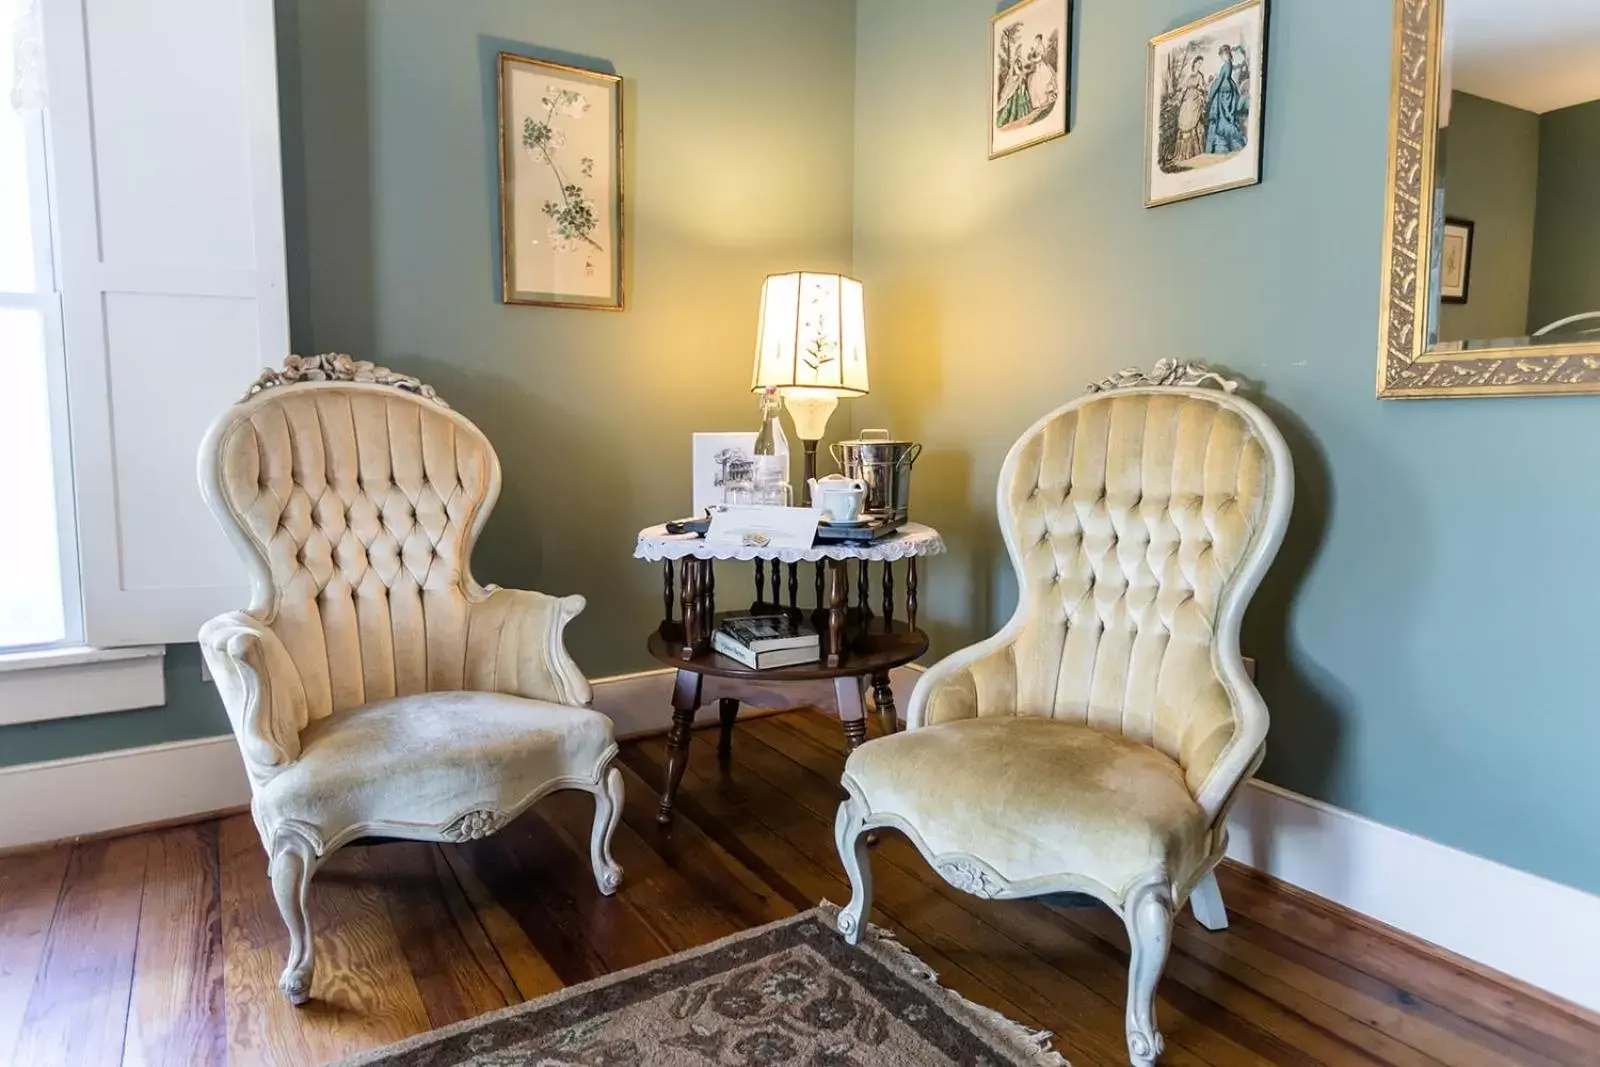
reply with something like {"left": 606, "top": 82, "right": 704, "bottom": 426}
{"left": 809, "top": 475, "right": 868, "bottom": 523}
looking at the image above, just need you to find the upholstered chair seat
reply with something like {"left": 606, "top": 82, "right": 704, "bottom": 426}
{"left": 250, "top": 691, "right": 617, "bottom": 852}
{"left": 844, "top": 717, "right": 1209, "bottom": 899}
{"left": 832, "top": 363, "right": 1293, "bottom": 1067}
{"left": 197, "top": 355, "right": 623, "bottom": 1007}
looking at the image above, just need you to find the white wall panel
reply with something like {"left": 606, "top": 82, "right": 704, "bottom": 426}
{"left": 82, "top": 0, "right": 256, "bottom": 266}
{"left": 104, "top": 292, "right": 263, "bottom": 590}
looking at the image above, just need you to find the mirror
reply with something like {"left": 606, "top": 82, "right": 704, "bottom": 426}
{"left": 1378, "top": 0, "right": 1600, "bottom": 398}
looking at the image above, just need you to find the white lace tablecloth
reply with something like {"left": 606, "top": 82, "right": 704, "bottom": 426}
{"left": 635, "top": 522, "right": 945, "bottom": 564}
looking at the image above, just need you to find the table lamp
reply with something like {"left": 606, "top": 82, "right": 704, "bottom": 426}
{"left": 751, "top": 272, "right": 869, "bottom": 500}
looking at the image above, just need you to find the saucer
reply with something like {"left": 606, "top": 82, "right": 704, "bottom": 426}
{"left": 821, "top": 517, "right": 870, "bottom": 528}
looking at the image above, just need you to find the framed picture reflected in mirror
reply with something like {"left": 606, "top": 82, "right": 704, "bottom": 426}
{"left": 1439, "top": 218, "right": 1474, "bottom": 305}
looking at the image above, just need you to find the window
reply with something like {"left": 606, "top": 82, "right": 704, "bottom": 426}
{"left": 0, "top": 0, "right": 79, "bottom": 653}
{"left": 1, "top": 0, "right": 285, "bottom": 725}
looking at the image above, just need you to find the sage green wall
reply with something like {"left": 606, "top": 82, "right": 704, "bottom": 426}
{"left": 852, "top": 0, "right": 1600, "bottom": 894}
{"left": 1528, "top": 98, "right": 1600, "bottom": 334}
{"left": 1437, "top": 92, "right": 1540, "bottom": 343}
{"left": 0, "top": 0, "right": 857, "bottom": 767}
{"left": 277, "top": 0, "right": 858, "bottom": 678}
{"left": 9, "top": 1, "right": 1598, "bottom": 902}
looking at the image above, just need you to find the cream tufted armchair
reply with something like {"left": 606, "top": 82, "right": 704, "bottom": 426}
{"left": 833, "top": 362, "right": 1293, "bottom": 1066}
{"left": 197, "top": 354, "right": 623, "bottom": 1005}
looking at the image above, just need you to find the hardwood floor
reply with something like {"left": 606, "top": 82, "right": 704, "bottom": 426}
{"left": 1, "top": 709, "right": 1595, "bottom": 1066}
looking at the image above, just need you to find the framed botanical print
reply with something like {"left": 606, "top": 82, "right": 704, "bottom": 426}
{"left": 989, "top": 0, "right": 1070, "bottom": 159}
{"left": 1439, "top": 218, "right": 1474, "bottom": 304}
{"left": 498, "top": 53, "right": 623, "bottom": 309}
{"left": 1145, "top": 0, "right": 1268, "bottom": 207}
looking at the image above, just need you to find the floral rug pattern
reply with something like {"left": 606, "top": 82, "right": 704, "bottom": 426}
{"left": 337, "top": 907, "right": 1067, "bottom": 1066}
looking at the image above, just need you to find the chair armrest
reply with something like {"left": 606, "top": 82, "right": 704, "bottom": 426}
{"left": 465, "top": 589, "right": 592, "bottom": 707}
{"left": 905, "top": 633, "right": 1020, "bottom": 730}
{"left": 198, "top": 612, "right": 309, "bottom": 781}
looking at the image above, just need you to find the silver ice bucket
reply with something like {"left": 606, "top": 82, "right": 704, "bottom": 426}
{"left": 830, "top": 430, "right": 922, "bottom": 523}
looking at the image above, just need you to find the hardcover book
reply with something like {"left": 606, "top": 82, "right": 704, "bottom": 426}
{"left": 716, "top": 614, "right": 819, "bottom": 653}
{"left": 711, "top": 631, "right": 820, "bottom": 670}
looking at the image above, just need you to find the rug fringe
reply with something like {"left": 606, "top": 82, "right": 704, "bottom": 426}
{"left": 818, "top": 901, "right": 1072, "bottom": 1066}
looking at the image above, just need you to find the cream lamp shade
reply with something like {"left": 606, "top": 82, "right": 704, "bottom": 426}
{"left": 751, "top": 272, "right": 869, "bottom": 442}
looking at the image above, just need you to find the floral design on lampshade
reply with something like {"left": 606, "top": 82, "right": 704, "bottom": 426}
{"left": 751, "top": 272, "right": 870, "bottom": 396}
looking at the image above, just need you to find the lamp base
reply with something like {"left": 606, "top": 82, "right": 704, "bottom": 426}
{"left": 781, "top": 389, "right": 840, "bottom": 442}
{"left": 801, "top": 439, "right": 819, "bottom": 503}
{"left": 783, "top": 390, "right": 838, "bottom": 506}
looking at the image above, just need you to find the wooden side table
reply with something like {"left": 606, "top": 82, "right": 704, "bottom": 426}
{"left": 635, "top": 524, "right": 945, "bottom": 823}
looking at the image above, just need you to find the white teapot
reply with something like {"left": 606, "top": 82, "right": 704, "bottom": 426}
{"left": 808, "top": 474, "right": 869, "bottom": 523}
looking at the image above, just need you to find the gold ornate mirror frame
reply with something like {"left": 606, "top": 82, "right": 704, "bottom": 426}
{"left": 1377, "top": 0, "right": 1600, "bottom": 399}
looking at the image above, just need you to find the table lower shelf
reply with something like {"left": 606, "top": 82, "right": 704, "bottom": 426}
{"left": 647, "top": 609, "right": 928, "bottom": 681}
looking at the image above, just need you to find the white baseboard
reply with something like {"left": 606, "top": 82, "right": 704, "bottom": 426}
{"left": 3, "top": 667, "right": 1593, "bottom": 1015}
{"left": 0, "top": 735, "right": 251, "bottom": 851}
{"left": 0, "top": 666, "right": 920, "bottom": 853}
{"left": 1227, "top": 778, "right": 1600, "bottom": 1013}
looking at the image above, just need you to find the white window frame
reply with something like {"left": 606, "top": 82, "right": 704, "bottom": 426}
{"left": 3, "top": 0, "right": 287, "bottom": 728}
{"left": 2, "top": 102, "right": 81, "bottom": 652}
{"left": 41, "top": 0, "right": 284, "bottom": 651}
{"left": 0, "top": 79, "right": 166, "bottom": 727}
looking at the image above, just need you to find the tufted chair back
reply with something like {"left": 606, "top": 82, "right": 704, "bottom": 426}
{"left": 927, "top": 385, "right": 1292, "bottom": 812}
{"left": 200, "top": 368, "right": 501, "bottom": 724}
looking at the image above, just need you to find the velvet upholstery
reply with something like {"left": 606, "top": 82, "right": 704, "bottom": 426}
{"left": 833, "top": 378, "right": 1293, "bottom": 1066}
{"left": 197, "top": 365, "right": 622, "bottom": 1004}
{"left": 254, "top": 691, "right": 616, "bottom": 854}
{"left": 916, "top": 392, "right": 1269, "bottom": 802}
{"left": 846, "top": 717, "right": 1209, "bottom": 899}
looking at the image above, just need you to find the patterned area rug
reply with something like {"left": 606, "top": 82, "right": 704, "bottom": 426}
{"left": 338, "top": 904, "right": 1068, "bottom": 1066}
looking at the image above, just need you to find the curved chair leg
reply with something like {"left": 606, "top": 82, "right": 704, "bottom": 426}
{"left": 1124, "top": 879, "right": 1175, "bottom": 1066}
{"left": 268, "top": 828, "right": 318, "bottom": 1005}
{"left": 589, "top": 766, "right": 625, "bottom": 896}
{"left": 1189, "top": 869, "right": 1228, "bottom": 932}
{"left": 833, "top": 795, "right": 874, "bottom": 945}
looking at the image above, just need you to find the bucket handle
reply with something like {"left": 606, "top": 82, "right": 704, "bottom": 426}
{"left": 828, "top": 442, "right": 844, "bottom": 467}
{"left": 896, "top": 442, "right": 923, "bottom": 469}
{"left": 861, "top": 428, "right": 892, "bottom": 440}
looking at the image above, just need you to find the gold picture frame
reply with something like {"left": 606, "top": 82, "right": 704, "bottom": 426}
{"left": 1144, "top": 0, "right": 1268, "bottom": 208}
{"left": 1376, "top": 0, "right": 1600, "bottom": 397}
{"left": 989, "top": 0, "right": 1070, "bottom": 160}
{"left": 498, "top": 53, "right": 624, "bottom": 310}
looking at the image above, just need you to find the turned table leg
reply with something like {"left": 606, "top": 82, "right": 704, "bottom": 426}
{"left": 836, "top": 675, "right": 869, "bottom": 752}
{"left": 679, "top": 560, "right": 697, "bottom": 660}
{"left": 717, "top": 697, "right": 739, "bottom": 763}
{"left": 658, "top": 670, "right": 703, "bottom": 824}
{"left": 872, "top": 671, "right": 898, "bottom": 735}
{"left": 825, "top": 559, "right": 848, "bottom": 669}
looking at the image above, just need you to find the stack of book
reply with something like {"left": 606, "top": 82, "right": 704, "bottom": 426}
{"left": 712, "top": 614, "right": 820, "bottom": 670}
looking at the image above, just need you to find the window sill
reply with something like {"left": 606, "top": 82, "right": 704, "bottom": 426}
{"left": 0, "top": 645, "right": 166, "bottom": 726}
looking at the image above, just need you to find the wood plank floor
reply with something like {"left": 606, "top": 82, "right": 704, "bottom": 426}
{"left": 1, "top": 709, "right": 1595, "bottom": 1066}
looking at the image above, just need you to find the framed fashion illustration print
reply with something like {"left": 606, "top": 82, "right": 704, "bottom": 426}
{"left": 1145, "top": 0, "right": 1267, "bottom": 207}
{"left": 989, "top": 0, "right": 1070, "bottom": 159}
{"left": 498, "top": 53, "right": 624, "bottom": 309}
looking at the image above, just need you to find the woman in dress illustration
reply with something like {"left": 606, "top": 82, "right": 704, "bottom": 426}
{"left": 1026, "top": 33, "right": 1057, "bottom": 115}
{"left": 1174, "top": 55, "right": 1208, "bottom": 161}
{"left": 1204, "top": 43, "right": 1248, "bottom": 155}
{"left": 996, "top": 34, "right": 1044, "bottom": 127}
